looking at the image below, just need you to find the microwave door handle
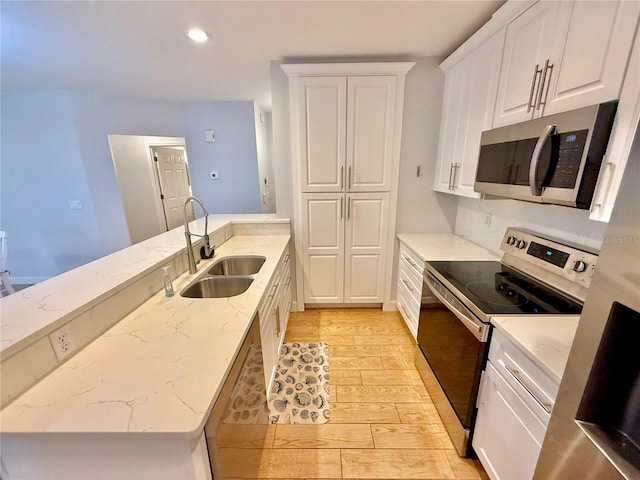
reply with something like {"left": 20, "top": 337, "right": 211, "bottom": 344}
{"left": 529, "top": 124, "right": 556, "bottom": 196}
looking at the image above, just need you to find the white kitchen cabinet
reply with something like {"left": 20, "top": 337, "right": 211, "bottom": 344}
{"left": 493, "top": 1, "right": 560, "bottom": 127}
{"left": 434, "top": 29, "right": 505, "bottom": 197}
{"left": 473, "top": 361, "right": 545, "bottom": 480}
{"left": 493, "top": 0, "right": 639, "bottom": 127}
{"left": 284, "top": 63, "right": 413, "bottom": 309}
{"left": 395, "top": 242, "right": 426, "bottom": 338}
{"left": 295, "top": 75, "right": 396, "bottom": 193}
{"left": 258, "top": 247, "right": 292, "bottom": 393}
{"left": 473, "top": 329, "right": 559, "bottom": 480}
{"left": 296, "top": 76, "right": 347, "bottom": 193}
{"left": 589, "top": 29, "right": 640, "bottom": 223}
{"left": 301, "top": 192, "right": 389, "bottom": 304}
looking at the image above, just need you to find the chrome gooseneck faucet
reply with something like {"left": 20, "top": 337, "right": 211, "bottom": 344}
{"left": 184, "top": 196, "right": 214, "bottom": 274}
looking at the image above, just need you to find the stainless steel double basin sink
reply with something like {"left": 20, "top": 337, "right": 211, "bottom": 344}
{"left": 180, "top": 255, "right": 266, "bottom": 298}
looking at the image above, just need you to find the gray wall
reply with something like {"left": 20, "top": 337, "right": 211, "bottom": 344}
{"left": 1, "top": 90, "right": 261, "bottom": 281}
{"left": 184, "top": 101, "right": 261, "bottom": 215}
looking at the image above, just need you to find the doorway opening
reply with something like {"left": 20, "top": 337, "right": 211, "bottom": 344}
{"left": 108, "top": 135, "right": 194, "bottom": 244}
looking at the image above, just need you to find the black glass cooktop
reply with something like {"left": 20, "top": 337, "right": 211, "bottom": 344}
{"left": 427, "top": 261, "right": 582, "bottom": 315}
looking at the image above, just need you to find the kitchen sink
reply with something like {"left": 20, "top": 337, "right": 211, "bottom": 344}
{"left": 180, "top": 276, "right": 254, "bottom": 298}
{"left": 207, "top": 255, "right": 266, "bottom": 276}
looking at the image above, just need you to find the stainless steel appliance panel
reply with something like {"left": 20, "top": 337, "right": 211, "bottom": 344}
{"left": 475, "top": 101, "right": 617, "bottom": 208}
{"left": 534, "top": 128, "right": 640, "bottom": 479}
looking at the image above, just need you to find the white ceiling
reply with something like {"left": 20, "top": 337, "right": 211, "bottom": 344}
{"left": 1, "top": 1, "right": 504, "bottom": 110}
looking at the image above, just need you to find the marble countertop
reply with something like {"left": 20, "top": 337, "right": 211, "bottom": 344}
{"left": 0, "top": 214, "right": 287, "bottom": 358}
{"left": 0, "top": 234, "right": 290, "bottom": 438}
{"left": 491, "top": 316, "right": 580, "bottom": 384}
{"left": 397, "top": 233, "right": 500, "bottom": 262}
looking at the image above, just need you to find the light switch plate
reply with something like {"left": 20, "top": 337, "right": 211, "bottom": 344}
{"left": 210, "top": 171, "right": 219, "bottom": 180}
{"left": 205, "top": 129, "right": 215, "bottom": 143}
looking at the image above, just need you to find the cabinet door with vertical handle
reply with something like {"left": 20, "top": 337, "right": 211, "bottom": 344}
{"left": 493, "top": 1, "right": 560, "bottom": 128}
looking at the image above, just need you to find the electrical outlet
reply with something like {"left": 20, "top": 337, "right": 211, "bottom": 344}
{"left": 49, "top": 327, "right": 76, "bottom": 361}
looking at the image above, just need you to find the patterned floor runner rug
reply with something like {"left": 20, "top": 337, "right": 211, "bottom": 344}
{"left": 268, "top": 342, "right": 330, "bottom": 424}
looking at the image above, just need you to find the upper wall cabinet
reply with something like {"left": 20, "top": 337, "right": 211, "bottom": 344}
{"left": 434, "top": 29, "right": 506, "bottom": 198}
{"left": 295, "top": 74, "right": 397, "bottom": 193}
{"left": 493, "top": 0, "right": 640, "bottom": 128}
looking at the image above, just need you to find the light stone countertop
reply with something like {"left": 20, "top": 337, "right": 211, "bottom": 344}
{"left": 0, "top": 214, "right": 286, "bottom": 358}
{"left": 0, "top": 234, "right": 290, "bottom": 437}
{"left": 397, "top": 233, "right": 500, "bottom": 262}
{"left": 491, "top": 316, "right": 580, "bottom": 384}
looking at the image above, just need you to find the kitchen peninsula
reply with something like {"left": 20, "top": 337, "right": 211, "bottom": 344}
{"left": 0, "top": 215, "right": 290, "bottom": 479}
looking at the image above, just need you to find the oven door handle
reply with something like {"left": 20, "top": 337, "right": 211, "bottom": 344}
{"left": 426, "top": 275, "right": 488, "bottom": 342}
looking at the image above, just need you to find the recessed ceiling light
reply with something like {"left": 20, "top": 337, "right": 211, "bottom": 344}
{"left": 187, "top": 29, "right": 210, "bottom": 43}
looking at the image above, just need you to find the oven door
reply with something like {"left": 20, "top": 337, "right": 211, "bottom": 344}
{"left": 416, "top": 271, "right": 490, "bottom": 456}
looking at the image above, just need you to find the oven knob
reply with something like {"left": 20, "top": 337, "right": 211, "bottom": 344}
{"left": 516, "top": 240, "right": 527, "bottom": 249}
{"left": 572, "top": 260, "right": 588, "bottom": 273}
{"left": 507, "top": 236, "right": 517, "bottom": 245}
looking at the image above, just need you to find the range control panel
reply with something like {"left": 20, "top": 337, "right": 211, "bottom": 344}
{"left": 501, "top": 228, "right": 599, "bottom": 290}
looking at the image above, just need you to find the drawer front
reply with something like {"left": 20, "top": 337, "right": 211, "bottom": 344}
{"left": 397, "top": 279, "right": 419, "bottom": 339}
{"left": 488, "top": 329, "right": 559, "bottom": 425}
{"left": 399, "top": 243, "right": 424, "bottom": 279}
{"left": 398, "top": 262, "right": 422, "bottom": 305}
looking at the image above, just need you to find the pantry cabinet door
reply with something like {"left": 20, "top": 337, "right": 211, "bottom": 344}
{"left": 297, "top": 77, "right": 347, "bottom": 192}
{"left": 346, "top": 76, "right": 396, "bottom": 192}
{"left": 542, "top": 0, "right": 640, "bottom": 116}
{"left": 493, "top": 1, "right": 560, "bottom": 127}
{"left": 300, "top": 193, "right": 345, "bottom": 303}
{"left": 344, "top": 193, "right": 389, "bottom": 303}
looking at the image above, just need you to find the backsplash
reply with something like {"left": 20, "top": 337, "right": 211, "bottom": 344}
{"left": 455, "top": 197, "right": 608, "bottom": 256}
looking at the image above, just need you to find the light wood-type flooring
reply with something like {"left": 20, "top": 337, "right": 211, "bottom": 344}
{"left": 221, "top": 308, "right": 489, "bottom": 480}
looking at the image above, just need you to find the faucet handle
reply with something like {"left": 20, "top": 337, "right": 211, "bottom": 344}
{"left": 200, "top": 234, "right": 215, "bottom": 259}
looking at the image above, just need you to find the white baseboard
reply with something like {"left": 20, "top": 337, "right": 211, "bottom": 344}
{"left": 383, "top": 300, "right": 397, "bottom": 311}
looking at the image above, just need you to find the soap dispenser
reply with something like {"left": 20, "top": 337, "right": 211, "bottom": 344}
{"left": 162, "top": 265, "right": 174, "bottom": 297}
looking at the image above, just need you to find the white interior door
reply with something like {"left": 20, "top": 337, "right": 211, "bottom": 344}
{"left": 152, "top": 146, "right": 194, "bottom": 231}
{"left": 344, "top": 192, "right": 389, "bottom": 302}
{"left": 300, "top": 193, "right": 345, "bottom": 303}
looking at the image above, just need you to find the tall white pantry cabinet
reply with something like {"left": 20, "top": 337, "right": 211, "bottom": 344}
{"left": 283, "top": 63, "right": 414, "bottom": 308}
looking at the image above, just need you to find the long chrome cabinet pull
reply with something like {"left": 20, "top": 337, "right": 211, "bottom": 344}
{"left": 348, "top": 165, "right": 352, "bottom": 189}
{"left": 401, "top": 278, "right": 414, "bottom": 292}
{"left": 537, "top": 60, "right": 553, "bottom": 111}
{"left": 340, "top": 196, "right": 344, "bottom": 220}
{"left": 347, "top": 196, "right": 351, "bottom": 220}
{"left": 527, "top": 64, "right": 542, "bottom": 113}
{"left": 448, "top": 164, "right": 455, "bottom": 190}
{"left": 399, "top": 304, "right": 412, "bottom": 320}
{"left": 274, "top": 306, "right": 281, "bottom": 337}
{"left": 451, "top": 163, "right": 459, "bottom": 190}
{"left": 529, "top": 124, "right": 556, "bottom": 196}
{"left": 340, "top": 165, "right": 344, "bottom": 190}
{"left": 503, "top": 363, "right": 552, "bottom": 413}
{"left": 403, "top": 255, "right": 417, "bottom": 269}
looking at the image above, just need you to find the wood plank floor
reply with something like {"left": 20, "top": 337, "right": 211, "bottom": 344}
{"left": 226, "top": 308, "right": 489, "bottom": 480}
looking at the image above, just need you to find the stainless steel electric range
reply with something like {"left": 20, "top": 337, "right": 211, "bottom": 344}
{"left": 414, "top": 227, "right": 599, "bottom": 457}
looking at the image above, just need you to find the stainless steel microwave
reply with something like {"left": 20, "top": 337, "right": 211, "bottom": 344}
{"left": 474, "top": 101, "right": 617, "bottom": 209}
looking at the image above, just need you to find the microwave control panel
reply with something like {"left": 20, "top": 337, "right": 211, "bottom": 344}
{"left": 548, "top": 129, "right": 588, "bottom": 188}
